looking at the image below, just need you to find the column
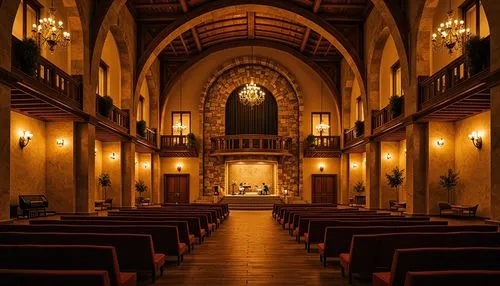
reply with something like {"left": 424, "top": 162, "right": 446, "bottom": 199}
{"left": 0, "top": 83, "right": 11, "bottom": 221}
{"left": 151, "top": 152, "right": 161, "bottom": 204}
{"left": 405, "top": 123, "right": 428, "bottom": 215}
{"left": 121, "top": 141, "right": 136, "bottom": 208}
{"left": 365, "top": 141, "right": 380, "bottom": 209}
{"left": 340, "top": 153, "right": 350, "bottom": 204}
{"left": 74, "top": 122, "right": 96, "bottom": 214}
{"left": 491, "top": 86, "right": 500, "bottom": 221}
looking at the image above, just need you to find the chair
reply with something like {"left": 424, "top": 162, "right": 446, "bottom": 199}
{"left": 103, "top": 198, "right": 113, "bottom": 210}
{"left": 438, "top": 202, "right": 454, "bottom": 216}
{"left": 463, "top": 204, "right": 479, "bottom": 217}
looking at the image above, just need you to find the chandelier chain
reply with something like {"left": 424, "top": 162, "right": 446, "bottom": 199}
{"left": 32, "top": 0, "right": 71, "bottom": 53}
{"left": 432, "top": 0, "right": 470, "bottom": 54}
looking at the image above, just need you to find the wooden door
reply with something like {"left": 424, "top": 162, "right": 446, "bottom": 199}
{"left": 311, "top": 174, "right": 337, "bottom": 204}
{"left": 164, "top": 174, "right": 190, "bottom": 204}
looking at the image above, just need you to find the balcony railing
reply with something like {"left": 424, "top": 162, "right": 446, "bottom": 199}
{"left": 138, "top": 127, "right": 157, "bottom": 147}
{"left": 344, "top": 127, "right": 363, "bottom": 147}
{"left": 371, "top": 97, "right": 404, "bottom": 132}
{"left": 160, "top": 135, "right": 197, "bottom": 157}
{"left": 211, "top": 135, "right": 292, "bottom": 155}
{"left": 304, "top": 135, "right": 341, "bottom": 158}
{"left": 95, "top": 94, "right": 130, "bottom": 131}
{"left": 11, "top": 36, "right": 82, "bottom": 108}
{"left": 419, "top": 37, "right": 490, "bottom": 110}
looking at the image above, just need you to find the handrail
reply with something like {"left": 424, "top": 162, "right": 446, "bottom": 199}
{"left": 140, "top": 127, "right": 157, "bottom": 146}
{"left": 371, "top": 96, "right": 405, "bottom": 131}
{"left": 305, "top": 136, "right": 341, "bottom": 150}
{"left": 210, "top": 134, "right": 292, "bottom": 153}
{"left": 11, "top": 36, "right": 82, "bottom": 107}
{"left": 95, "top": 94, "right": 130, "bottom": 130}
{"left": 161, "top": 135, "right": 192, "bottom": 150}
{"left": 344, "top": 127, "right": 362, "bottom": 146}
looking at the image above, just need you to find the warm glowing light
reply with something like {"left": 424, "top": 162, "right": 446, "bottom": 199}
{"left": 432, "top": 3, "right": 470, "bottom": 54}
{"left": 468, "top": 131, "right": 482, "bottom": 149}
{"left": 436, "top": 138, "right": 445, "bottom": 147}
{"left": 318, "top": 164, "right": 325, "bottom": 172}
{"left": 56, "top": 138, "right": 65, "bottom": 147}
{"left": 352, "top": 163, "right": 359, "bottom": 169}
{"left": 239, "top": 81, "right": 265, "bottom": 107}
{"left": 110, "top": 153, "right": 117, "bottom": 160}
{"left": 176, "top": 163, "right": 183, "bottom": 172}
{"left": 385, "top": 153, "right": 392, "bottom": 160}
{"left": 143, "top": 163, "right": 149, "bottom": 169}
{"left": 31, "top": 1, "right": 71, "bottom": 52}
{"left": 19, "top": 130, "right": 33, "bottom": 149}
{"left": 172, "top": 121, "right": 187, "bottom": 133}
{"left": 315, "top": 121, "right": 330, "bottom": 135}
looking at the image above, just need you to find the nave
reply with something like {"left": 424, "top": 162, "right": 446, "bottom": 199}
{"left": 158, "top": 210, "right": 340, "bottom": 285}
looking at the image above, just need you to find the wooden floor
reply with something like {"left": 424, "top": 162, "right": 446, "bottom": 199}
{"left": 154, "top": 210, "right": 346, "bottom": 285}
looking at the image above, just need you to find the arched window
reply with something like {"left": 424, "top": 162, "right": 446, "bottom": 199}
{"left": 225, "top": 85, "right": 278, "bottom": 135}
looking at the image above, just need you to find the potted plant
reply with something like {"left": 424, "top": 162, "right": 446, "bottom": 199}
{"left": 353, "top": 181, "right": 365, "bottom": 194}
{"left": 389, "top": 95, "right": 404, "bottom": 117}
{"left": 354, "top": 120, "right": 364, "bottom": 137}
{"left": 465, "top": 36, "right": 489, "bottom": 76}
{"left": 98, "top": 95, "right": 114, "bottom": 117}
{"left": 305, "top": 134, "right": 316, "bottom": 148}
{"left": 98, "top": 173, "right": 111, "bottom": 200}
{"left": 15, "top": 38, "right": 40, "bottom": 76}
{"left": 136, "top": 120, "right": 147, "bottom": 137}
{"left": 439, "top": 168, "right": 459, "bottom": 203}
{"left": 186, "top": 132, "right": 196, "bottom": 148}
{"left": 385, "top": 167, "right": 405, "bottom": 202}
{"left": 135, "top": 179, "right": 148, "bottom": 204}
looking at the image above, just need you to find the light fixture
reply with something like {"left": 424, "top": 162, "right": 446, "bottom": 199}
{"left": 319, "top": 164, "right": 325, "bottom": 172}
{"left": 432, "top": 0, "right": 470, "bottom": 54}
{"left": 385, "top": 153, "right": 392, "bottom": 160}
{"left": 283, "top": 189, "right": 289, "bottom": 196}
{"left": 176, "top": 163, "right": 182, "bottom": 172}
{"left": 436, "top": 138, "right": 445, "bottom": 147}
{"left": 468, "top": 131, "right": 482, "bottom": 149}
{"left": 172, "top": 74, "right": 187, "bottom": 133}
{"left": 31, "top": 0, "right": 71, "bottom": 53}
{"left": 94, "top": 148, "right": 97, "bottom": 156}
{"left": 56, "top": 138, "right": 65, "bottom": 147}
{"left": 19, "top": 130, "right": 33, "bottom": 149}
{"left": 143, "top": 163, "right": 149, "bottom": 169}
{"left": 239, "top": 46, "right": 265, "bottom": 108}
{"left": 315, "top": 81, "right": 330, "bottom": 136}
{"left": 352, "top": 163, "right": 359, "bottom": 169}
{"left": 110, "top": 152, "right": 117, "bottom": 160}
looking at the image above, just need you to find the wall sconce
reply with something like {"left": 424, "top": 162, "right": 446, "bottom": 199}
{"left": 176, "top": 163, "right": 182, "bottom": 172}
{"left": 352, "top": 163, "right": 358, "bottom": 169}
{"left": 468, "top": 131, "right": 482, "bottom": 149}
{"left": 319, "top": 164, "right": 325, "bottom": 172}
{"left": 110, "top": 152, "right": 117, "bottom": 160}
{"left": 385, "top": 153, "right": 392, "bottom": 160}
{"left": 56, "top": 139, "right": 65, "bottom": 147}
{"left": 436, "top": 138, "right": 445, "bottom": 147}
{"left": 283, "top": 189, "right": 289, "bottom": 196}
{"left": 143, "top": 163, "right": 149, "bottom": 169}
{"left": 135, "top": 160, "right": 138, "bottom": 165}
{"left": 94, "top": 148, "right": 97, "bottom": 156}
{"left": 19, "top": 130, "right": 33, "bottom": 149}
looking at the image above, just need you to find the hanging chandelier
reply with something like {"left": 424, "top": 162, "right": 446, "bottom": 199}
{"left": 172, "top": 75, "right": 187, "bottom": 133}
{"left": 239, "top": 80, "right": 265, "bottom": 108}
{"left": 432, "top": 0, "right": 470, "bottom": 54}
{"left": 31, "top": 0, "right": 71, "bottom": 52}
{"left": 315, "top": 81, "right": 330, "bottom": 136}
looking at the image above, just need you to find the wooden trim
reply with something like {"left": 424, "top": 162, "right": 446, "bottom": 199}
{"left": 171, "top": 111, "right": 191, "bottom": 135}
{"left": 311, "top": 112, "right": 331, "bottom": 135}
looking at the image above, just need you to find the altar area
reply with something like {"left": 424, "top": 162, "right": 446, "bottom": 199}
{"left": 225, "top": 161, "right": 278, "bottom": 196}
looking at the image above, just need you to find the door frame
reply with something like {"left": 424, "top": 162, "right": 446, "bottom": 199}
{"left": 163, "top": 173, "right": 190, "bottom": 203}
{"left": 311, "top": 174, "right": 338, "bottom": 204}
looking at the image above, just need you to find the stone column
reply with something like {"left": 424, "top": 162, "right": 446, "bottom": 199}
{"left": 365, "top": 141, "right": 380, "bottom": 209}
{"left": 405, "top": 123, "right": 428, "bottom": 215}
{"left": 490, "top": 86, "right": 500, "bottom": 221}
{"left": 0, "top": 83, "right": 11, "bottom": 221}
{"left": 340, "top": 153, "right": 350, "bottom": 204}
{"left": 121, "top": 141, "right": 135, "bottom": 208}
{"left": 74, "top": 122, "right": 96, "bottom": 214}
{"left": 151, "top": 152, "right": 161, "bottom": 204}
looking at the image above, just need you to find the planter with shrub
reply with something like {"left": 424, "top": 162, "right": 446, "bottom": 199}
{"left": 305, "top": 134, "right": 316, "bottom": 148}
{"left": 136, "top": 120, "right": 147, "bottom": 137}
{"left": 186, "top": 133, "right": 196, "bottom": 148}
{"left": 354, "top": 120, "right": 364, "bottom": 137}
{"left": 389, "top": 95, "right": 404, "bottom": 117}
{"left": 98, "top": 95, "right": 114, "bottom": 117}
{"left": 464, "top": 36, "right": 490, "bottom": 76}
{"left": 15, "top": 38, "right": 40, "bottom": 76}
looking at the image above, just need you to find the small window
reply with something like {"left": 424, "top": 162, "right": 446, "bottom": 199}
{"left": 462, "top": 0, "right": 490, "bottom": 38}
{"left": 311, "top": 112, "right": 331, "bottom": 136}
{"left": 13, "top": 0, "right": 41, "bottom": 40}
{"left": 97, "top": 60, "right": 108, "bottom": 96}
{"left": 391, "top": 61, "right": 403, "bottom": 97}
{"left": 356, "top": 96, "right": 364, "bottom": 122}
{"left": 172, "top": 111, "right": 191, "bottom": 135}
{"left": 139, "top": 96, "right": 145, "bottom": 121}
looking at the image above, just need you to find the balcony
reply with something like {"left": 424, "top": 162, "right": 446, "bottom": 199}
{"left": 160, "top": 135, "right": 198, "bottom": 157}
{"left": 418, "top": 37, "right": 494, "bottom": 121}
{"left": 10, "top": 36, "right": 83, "bottom": 121}
{"left": 95, "top": 94, "right": 130, "bottom": 140}
{"left": 210, "top": 135, "right": 292, "bottom": 157}
{"left": 304, "top": 136, "right": 341, "bottom": 158}
{"left": 136, "top": 127, "right": 158, "bottom": 152}
{"left": 343, "top": 126, "right": 365, "bottom": 152}
{"left": 371, "top": 96, "right": 405, "bottom": 137}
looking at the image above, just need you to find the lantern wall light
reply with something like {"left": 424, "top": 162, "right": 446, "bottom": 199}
{"left": 19, "top": 130, "right": 33, "bottom": 149}
{"left": 468, "top": 131, "right": 482, "bottom": 149}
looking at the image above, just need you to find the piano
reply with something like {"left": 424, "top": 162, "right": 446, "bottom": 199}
{"left": 18, "top": 195, "right": 48, "bottom": 218}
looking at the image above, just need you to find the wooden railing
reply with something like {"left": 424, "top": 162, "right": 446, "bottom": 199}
{"left": 306, "top": 136, "right": 341, "bottom": 150}
{"left": 344, "top": 127, "right": 363, "bottom": 146}
{"left": 139, "top": 127, "right": 157, "bottom": 146}
{"left": 419, "top": 37, "right": 490, "bottom": 109}
{"left": 95, "top": 94, "right": 130, "bottom": 130}
{"left": 211, "top": 135, "right": 292, "bottom": 154}
{"left": 11, "top": 36, "right": 82, "bottom": 108}
{"left": 371, "top": 97, "right": 404, "bottom": 131}
{"left": 161, "top": 135, "right": 191, "bottom": 150}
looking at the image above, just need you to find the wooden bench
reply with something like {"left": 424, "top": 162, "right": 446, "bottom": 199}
{"left": 404, "top": 270, "right": 500, "bottom": 286}
{"left": 0, "top": 231, "right": 165, "bottom": 282}
{"left": 373, "top": 247, "right": 500, "bottom": 286}
{"left": 289, "top": 211, "right": 382, "bottom": 234}
{"left": 0, "top": 245, "right": 136, "bottom": 286}
{"left": 0, "top": 269, "right": 111, "bottom": 286}
{"left": 318, "top": 225, "right": 497, "bottom": 267}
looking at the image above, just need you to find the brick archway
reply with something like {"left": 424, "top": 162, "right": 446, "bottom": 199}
{"left": 200, "top": 57, "right": 303, "bottom": 197}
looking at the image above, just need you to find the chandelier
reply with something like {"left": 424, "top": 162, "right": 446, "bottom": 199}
{"left": 239, "top": 80, "right": 265, "bottom": 108}
{"left": 315, "top": 81, "right": 330, "bottom": 136}
{"left": 432, "top": 0, "right": 470, "bottom": 54}
{"left": 172, "top": 75, "right": 187, "bottom": 133}
{"left": 32, "top": 0, "right": 71, "bottom": 52}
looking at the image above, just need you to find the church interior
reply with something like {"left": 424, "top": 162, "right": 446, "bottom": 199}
{"left": 1, "top": 0, "right": 500, "bottom": 285}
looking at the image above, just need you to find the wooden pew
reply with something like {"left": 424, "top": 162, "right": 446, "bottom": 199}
{"left": 404, "top": 270, "right": 500, "bottom": 286}
{"left": 288, "top": 210, "right": 381, "bottom": 233}
{"left": 0, "top": 245, "right": 136, "bottom": 286}
{"left": 0, "top": 224, "right": 187, "bottom": 265}
{"left": 372, "top": 247, "right": 500, "bottom": 286}
{"left": 123, "top": 209, "right": 219, "bottom": 229}
{"left": 0, "top": 232, "right": 165, "bottom": 283}
{"left": 318, "top": 225, "right": 497, "bottom": 267}
{"left": 0, "top": 269, "right": 111, "bottom": 286}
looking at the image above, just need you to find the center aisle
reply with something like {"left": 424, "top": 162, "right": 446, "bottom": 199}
{"left": 157, "top": 210, "right": 344, "bottom": 285}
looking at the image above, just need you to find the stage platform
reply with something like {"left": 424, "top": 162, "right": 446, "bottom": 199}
{"left": 220, "top": 194, "right": 283, "bottom": 210}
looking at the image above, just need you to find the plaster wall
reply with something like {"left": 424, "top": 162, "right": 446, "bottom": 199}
{"left": 379, "top": 35, "right": 399, "bottom": 108}
{"left": 137, "top": 153, "right": 152, "bottom": 200}
{"left": 95, "top": 140, "right": 103, "bottom": 200}
{"left": 398, "top": 140, "right": 407, "bottom": 203}
{"left": 380, "top": 141, "right": 400, "bottom": 209}
{"left": 101, "top": 142, "right": 122, "bottom": 207}
{"left": 138, "top": 81, "right": 150, "bottom": 125}
{"left": 349, "top": 80, "right": 362, "bottom": 126}
{"left": 101, "top": 32, "right": 121, "bottom": 107}
{"left": 348, "top": 153, "right": 364, "bottom": 198}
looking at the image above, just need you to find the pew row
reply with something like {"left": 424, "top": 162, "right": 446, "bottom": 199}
{"left": 0, "top": 269, "right": 112, "bottom": 286}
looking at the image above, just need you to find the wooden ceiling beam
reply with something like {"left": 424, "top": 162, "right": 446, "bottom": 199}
{"left": 324, "top": 43, "right": 332, "bottom": 56}
{"left": 170, "top": 43, "right": 178, "bottom": 56}
{"left": 179, "top": 0, "right": 189, "bottom": 13}
{"left": 313, "top": 35, "right": 323, "bottom": 56}
{"left": 179, "top": 0, "right": 202, "bottom": 52}
{"left": 248, "top": 12, "right": 255, "bottom": 40}
{"left": 300, "top": 0, "right": 321, "bottom": 53}
{"left": 179, "top": 34, "right": 190, "bottom": 55}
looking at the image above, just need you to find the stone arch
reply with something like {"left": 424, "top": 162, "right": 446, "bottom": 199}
{"left": 145, "top": 67, "right": 160, "bottom": 132}
{"left": 0, "top": 0, "right": 20, "bottom": 70}
{"left": 414, "top": 0, "right": 440, "bottom": 78}
{"left": 200, "top": 60, "right": 303, "bottom": 196}
{"left": 107, "top": 26, "right": 134, "bottom": 111}
{"left": 136, "top": 0, "right": 366, "bottom": 124}
{"left": 482, "top": 0, "right": 500, "bottom": 70}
